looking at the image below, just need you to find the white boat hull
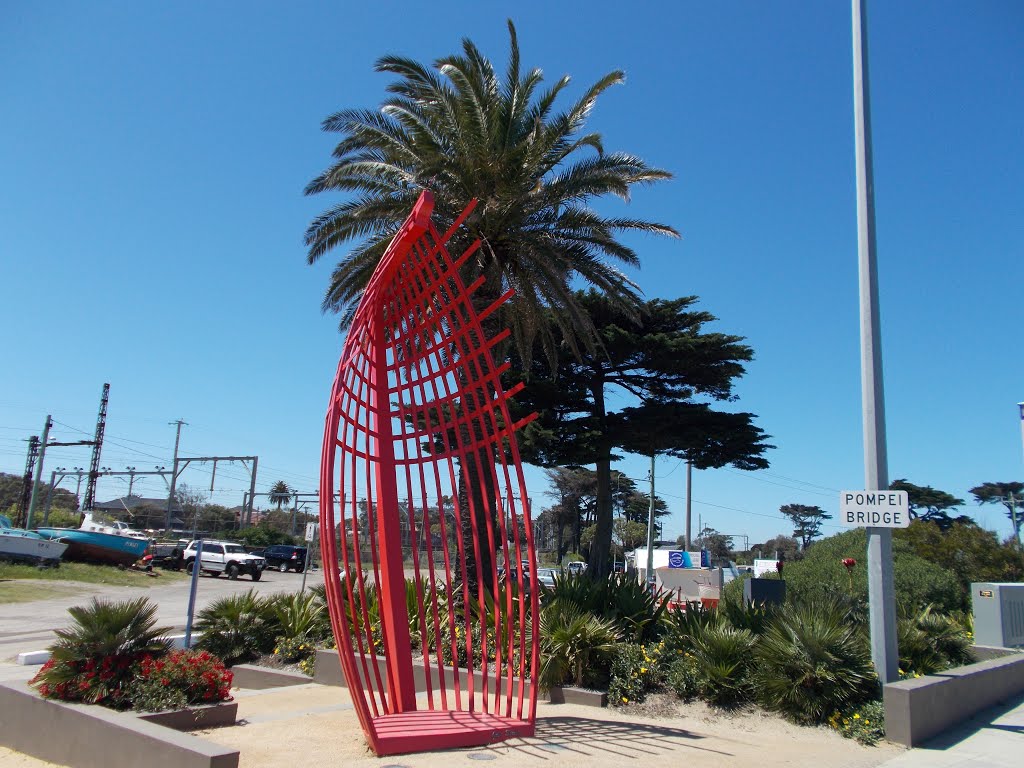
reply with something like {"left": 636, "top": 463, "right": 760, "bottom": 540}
{"left": 0, "top": 531, "right": 68, "bottom": 563}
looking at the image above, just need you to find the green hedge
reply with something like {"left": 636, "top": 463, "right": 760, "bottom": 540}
{"left": 774, "top": 529, "right": 962, "bottom": 613}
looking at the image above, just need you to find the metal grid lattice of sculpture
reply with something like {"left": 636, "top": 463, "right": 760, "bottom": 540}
{"left": 319, "top": 190, "right": 540, "bottom": 755}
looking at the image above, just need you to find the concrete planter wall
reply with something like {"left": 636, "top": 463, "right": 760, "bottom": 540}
{"left": 884, "top": 651, "right": 1024, "bottom": 746}
{"left": 546, "top": 686, "right": 608, "bottom": 707}
{"left": 0, "top": 680, "right": 239, "bottom": 768}
{"left": 230, "top": 663, "right": 311, "bottom": 690}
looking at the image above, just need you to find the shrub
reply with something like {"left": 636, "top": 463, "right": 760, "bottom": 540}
{"left": 778, "top": 529, "right": 963, "bottom": 613}
{"left": 31, "top": 597, "right": 172, "bottom": 707}
{"left": 194, "top": 590, "right": 278, "bottom": 665}
{"left": 272, "top": 591, "right": 329, "bottom": 642}
{"left": 665, "top": 653, "right": 701, "bottom": 701}
{"left": 690, "top": 623, "right": 756, "bottom": 708}
{"left": 754, "top": 599, "right": 876, "bottom": 724}
{"left": 128, "top": 649, "right": 233, "bottom": 712}
{"left": 608, "top": 642, "right": 666, "bottom": 706}
{"left": 828, "top": 700, "right": 885, "bottom": 745}
{"left": 272, "top": 635, "right": 318, "bottom": 676}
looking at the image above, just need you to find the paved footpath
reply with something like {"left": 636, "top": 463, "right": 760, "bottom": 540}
{"left": 879, "top": 695, "right": 1024, "bottom": 768}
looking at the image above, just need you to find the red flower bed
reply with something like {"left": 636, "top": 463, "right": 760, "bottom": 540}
{"left": 32, "top": 649, "right": 233, "bottom": 712}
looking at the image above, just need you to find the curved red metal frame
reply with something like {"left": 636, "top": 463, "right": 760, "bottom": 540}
{"left": 319, "top": 191, "right": 540, "bottom": 756}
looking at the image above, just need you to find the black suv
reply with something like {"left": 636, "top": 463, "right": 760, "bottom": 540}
{"left": 262, "top": 545, "right": 307, "bottom": 572}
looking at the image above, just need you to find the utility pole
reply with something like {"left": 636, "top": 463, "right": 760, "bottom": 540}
{"left": 81, "top": 384, "right": 110, "bottom": 513}
{"left": 246, "top": 456, "right": 258, "bottom": 529}
{"left": 165, "top": 420, "right": 186, "bottom": 530}
{"left": 25, "top": 416, "right": 52, "bottom": 529}
{"left": 18, "top": 436, "right": 40, "bottom": 527}
{"left": 684, "top": 459, "right": 693, "bottom": 549}
{"left": 853, "top": 0, "right": 898, "bottom": 685}
{"left": 645, "top": 454, "right": 656, "bottom": 588}
{"left": 126, "top": 467, "right": 137, "bottom": 497}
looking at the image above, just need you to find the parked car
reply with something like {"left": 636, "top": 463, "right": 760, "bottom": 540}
{"left": 536, "top": 567, "right": 559, "bottom": 589}
{"left": 262, "top": 545, "right": 308, "bottom": 573}
{"left": 146, "top": 543, "right": 184, "bottom": 570}
{"left": 182, "top": 540, "right": 265, "bottom": 581}
{"left": 566, "top": 561, "right": 587, "bottom": 575}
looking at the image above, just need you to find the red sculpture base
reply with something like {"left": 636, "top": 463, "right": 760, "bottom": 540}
{"left": 372, "top": 710, "right": 534, "bottom": 755}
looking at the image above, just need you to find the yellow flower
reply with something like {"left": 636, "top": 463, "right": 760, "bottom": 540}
{"left": 854, "top": 714, "right": 860, "bottom": 719}
{"left": 622, "top": 697, "right": 629, "bottom": 703}
{"left": 865, "top": 720, "right": 871, "bottom": 725}
{"left": 274, "top": 647, "right": 279, "bottom": 654}
{"left": 640, "top": 667, "right": 647, "bottom": 674}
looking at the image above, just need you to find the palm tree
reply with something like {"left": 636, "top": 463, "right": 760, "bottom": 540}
{"left": 305, "top": 21, "right": 677, "bottom": 587}
{"left": 268, "top": 480, "right": 292, "bottom": 511}
{"left": 304, "top": 19, "right": 677, "bottom": 361}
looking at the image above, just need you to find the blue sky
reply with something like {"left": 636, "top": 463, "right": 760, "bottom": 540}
{"left": 1, "top": 1, "right": 1021, "bottom": 545}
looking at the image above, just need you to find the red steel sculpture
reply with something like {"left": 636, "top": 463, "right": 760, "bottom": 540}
{"left": 319, "top": 191, "right": 540, "bottom": 755}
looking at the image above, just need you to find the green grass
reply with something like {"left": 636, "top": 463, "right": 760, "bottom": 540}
{"left": 0, "top": 561, "right": 189, "bottom": 590}
{"left": 0, "top": 581, "right": 87, "bottom": 604}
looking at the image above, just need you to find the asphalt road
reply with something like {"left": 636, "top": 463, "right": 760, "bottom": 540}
{"left": 0, "top": 566, "right": 327, "bottom": 662}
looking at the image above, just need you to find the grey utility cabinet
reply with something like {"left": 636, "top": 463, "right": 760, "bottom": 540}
{"left": 972, "top": 582, "right": 1024, "bottom": 649}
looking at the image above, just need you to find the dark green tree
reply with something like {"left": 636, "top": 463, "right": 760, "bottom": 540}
{"left": 696, "top": 526, "right": 733, "bottom": 560}
{"left": 268, "top": 481, "right": 293, "bottom": 511}
{"left": 513, "top": 291, "right": 771, "bottom": 578}
{"left": 779, "top": 504, "right": 832, "bottom": 550}
{"left": 889, "top": 478, "right": 966, "bottom": 531}
{"left": 755, "top": 534, "right": 802, "bottom": 563}
{"left": 970, "top": 482, "right": 1024, "bottom": 546}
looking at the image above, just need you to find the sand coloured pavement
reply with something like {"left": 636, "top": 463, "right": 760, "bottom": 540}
{"left": 191, "top": 683, "right": 900, "bottom": 768}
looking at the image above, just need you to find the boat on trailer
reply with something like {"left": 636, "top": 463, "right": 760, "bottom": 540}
{"left": 35, "top": 513, "right": 149, "bottom": 567}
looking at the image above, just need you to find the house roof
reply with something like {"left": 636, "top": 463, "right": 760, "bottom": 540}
{"left": 94, "top": 495, "right": 183, "bottom": 513}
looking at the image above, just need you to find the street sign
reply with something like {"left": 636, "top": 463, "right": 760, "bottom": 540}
{"left": 839, "top": 490, "right": 910, "bottom": 528}
{"left": 668, "top": 551, "right": 685, "bottom": 568}
{"left": 305, "top": 522, "right": 319, "bottom": 542}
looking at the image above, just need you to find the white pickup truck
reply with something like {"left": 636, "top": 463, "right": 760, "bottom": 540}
{"left": 182, "top": 540, "right": 265, "bottom": 581}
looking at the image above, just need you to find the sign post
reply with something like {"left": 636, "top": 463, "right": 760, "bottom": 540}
{"left": 301, "top": 523, "right": 319, "bottom": 593}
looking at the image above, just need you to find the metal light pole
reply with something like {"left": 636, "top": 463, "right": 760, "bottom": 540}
{"left": 645, "top": 455, "right": 656, "bottom": 589}
{"left": 853, "top": 0, "right": 899, "bottom": 684}
{"left": 684, "top": 459, "right": 693, "bottom": 549}
{"left": 1017, "top": 402, "right": 1023, "bottom": 464}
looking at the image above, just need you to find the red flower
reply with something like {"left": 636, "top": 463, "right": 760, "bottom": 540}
{"left": 842, "top": 558, "right": 856, "bottom": 570}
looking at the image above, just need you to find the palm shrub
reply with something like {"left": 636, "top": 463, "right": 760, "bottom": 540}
{"left": 689, "top": 623, "right": 756, "bottom": 708}
{"left": 273, "top": 591, "right": 328, "bottom": 641}
{"left": 31, "top": 597, "right": 171, "bottom": 707}
{"left": 604, "top": 576, "right": 669, "bottom": 644}
{"left": 538, "top": 600, "right": 619, "bottom": 690}
{"left": 663, "top": 601, "right": 718, "bottom": 654}
{"left": 754, "top": 599, "right": 876, "bottom": 724}
{"left": 194, "top": 590, "right": 278, "bottom": 665}
{"left": 898, "top": 605, "right": 973, "bottom": 675}
{"left": 720, "top": 597, "right": 775, "bottom": 636}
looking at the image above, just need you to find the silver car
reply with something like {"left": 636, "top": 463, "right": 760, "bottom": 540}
{"left": 536, "top": 567, "right": 559, "bottom": 589}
